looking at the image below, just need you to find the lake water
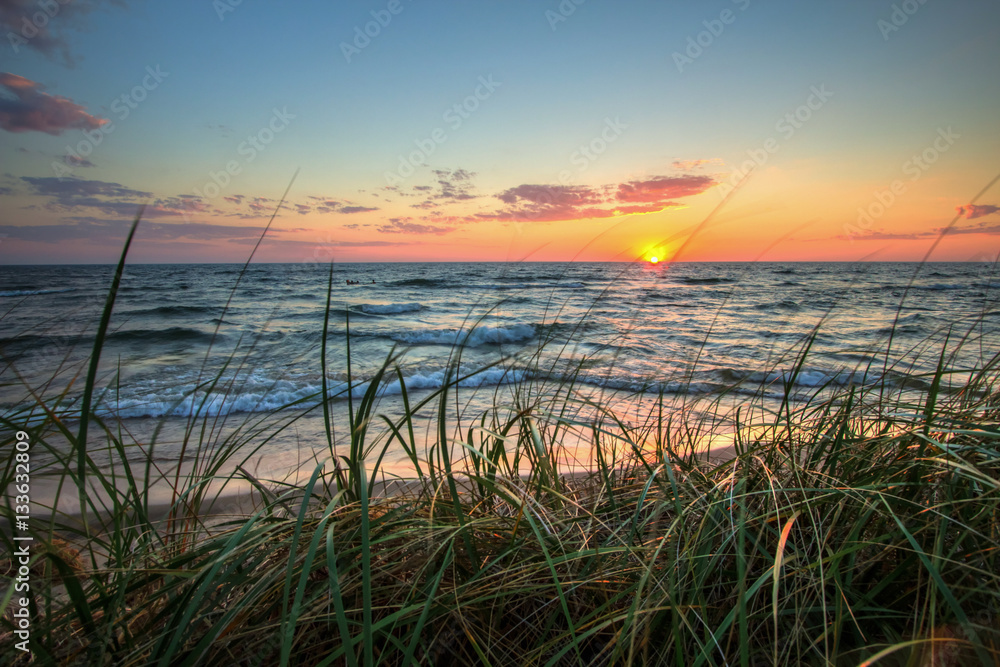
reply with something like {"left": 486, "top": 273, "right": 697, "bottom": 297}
{"left": 2, "top": 261, "right": 998, "bottom": 486}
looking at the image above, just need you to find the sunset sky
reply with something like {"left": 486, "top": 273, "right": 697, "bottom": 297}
{"left": 1, "top": 0, "right": 998, "bottom": 264}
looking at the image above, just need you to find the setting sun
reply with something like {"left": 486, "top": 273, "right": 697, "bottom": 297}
{"left": 649, "top": 256, "right": 659, "bottom": 264}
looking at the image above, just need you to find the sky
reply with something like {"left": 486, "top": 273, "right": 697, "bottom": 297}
{"left": 0, "top": 0, "right": 998, "bottom": 264}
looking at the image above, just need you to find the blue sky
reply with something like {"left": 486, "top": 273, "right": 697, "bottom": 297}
{"left": 1, "top": 0, "right": 999, "bottom": 262}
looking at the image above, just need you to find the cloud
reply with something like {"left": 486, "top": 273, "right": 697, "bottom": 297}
{"left": 0, "top": 218, "right": 298, "bottom": 244}
{"left": 229, "top": 237, "right": 416, "bottom": 248}
{"left": 216, "top": 193, "right": 379, "bottom": 219}
{"left": 672, "top": 158, "right": 724, "bottom": 170}
{"left": 0, "top": 0, "right": 126, "bottom": 66}
{"left": 615, "top": 175, "right": 716, "bottom": 203}
{"left": 840, "top": 223, "right": 1000, "bottom": 241}
{"left": 431, "top": 168, "right": 478, "bottom": 202}
{"left": 482, "top": 184, "right": 614, "bottom": 223}
{"left": 957, "top": 224, "right": 1000, "bottom": 235}
{"left": 838, "top": 230, "right": 931, "bottom": 241}
{"left": 151, "top": 195, "right": 212, "bottom": 217}
{"left": 206, "top": 123, "right": 234, "bottom": 138}
{"left": 497, "top": 184, "right": 601, "bottom": 207}
{"left": 23, "top": 175, "right": 149, "bottom": 202}
{"left": 0, "top": 72, "right": 108, "bottom": 134}
{"left": 479, "top": 175, "right": 716, "bottom": 223}
{"left": 936, "top": 223, "right": 1000, "bottom": 237}
{"left": 956, "top": 204, "right": 1000, "bottom": 220}
{"left": 20, "top": 176, "right": 223, "bottom": 219}
{"left": 377, "top": 218, "right": 456, "bottom": 235}
{"left": 63, "top": 154, "right": 95, "bottom": 167}
{"left": 312, "top": 199, "right": 341, "bottom": 213}
{"left": 300, "top": 198, "right": 378, "bottom": 215}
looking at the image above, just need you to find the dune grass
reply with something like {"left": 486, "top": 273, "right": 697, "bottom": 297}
{"left": 2, "top": 224, "right": 1000, "bottom": 665}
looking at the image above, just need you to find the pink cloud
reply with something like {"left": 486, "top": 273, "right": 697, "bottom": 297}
{"left": 615, "top": 202, "right": 683, "bottom": 215}
{"left": 0, "top": 72, "right": 107, "bottom": 135}
{"left": 956, "top": 204, "right": 1000, "bottom": 220}
{"left": 615, "top": 175, "right": 715, "bottom": 203}
{"left": 478, "top": 176, "right": 714, "bottom": 223}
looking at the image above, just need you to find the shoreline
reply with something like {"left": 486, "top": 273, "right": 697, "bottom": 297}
{"left": 20, "top": 440, "right": 741, "bottom": 539}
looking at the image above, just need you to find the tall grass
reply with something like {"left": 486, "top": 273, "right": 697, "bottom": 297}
{"left": 2, "top": 225, "right": 999, "bottom": 665}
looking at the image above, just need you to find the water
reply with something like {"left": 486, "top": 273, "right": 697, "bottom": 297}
{"left": 2, "top": 261, "right": 998, "bottom": 479}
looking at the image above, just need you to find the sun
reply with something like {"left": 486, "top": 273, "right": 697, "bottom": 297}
{"left": 642, "top": 243, "right": 669, "bottom": 265}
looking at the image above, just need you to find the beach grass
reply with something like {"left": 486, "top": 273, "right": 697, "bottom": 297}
{"left": 2, "top": 222, "right": 1000, "bottom": 665}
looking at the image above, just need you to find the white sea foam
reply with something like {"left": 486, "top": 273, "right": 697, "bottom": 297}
{"left": 393, "top": 323, "right": 536, "bottom": 347}
{"left": 100, "top": 366, "right": 531, "bottom": 418}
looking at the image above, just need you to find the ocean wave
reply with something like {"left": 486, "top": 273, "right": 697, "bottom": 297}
{"left": 378, "top": 367, "right": 529, "bottom": 395}
{"left": 105, "top": 327, "right": 219, "bottom": 345}
{"left": 356, "top": 302, "right": 423, "bottom": 315}
{"left": 392, "top": 324, "right": 536, "bottom": 347}
{"left": 568, "top": 366, "right": 878, "bottom": 397}
{"left": 106, "top": 380, "right": 321, "bottom": 419}
{"left": 490, "top": 281, "right": 587, "bottom": 291}
{"left": 754, "top": 299, "right": 801, "bottom": 312}
{"left": 0, "top": 288, "right": 76, "bottom": 297}
{"left": 129, "top": 305, "right": 216, "bottom": 317}
{"left": 392, "top": 278, "right": 449, "bottom": 288}
{"left": 35, "top": 357, "right": 946, "bottom": 421}
{"left": 99, "top": 366, "right": 531, "bottom": 418}
{"left": 678, "top": 277, "right": 735, "bottom": 285}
